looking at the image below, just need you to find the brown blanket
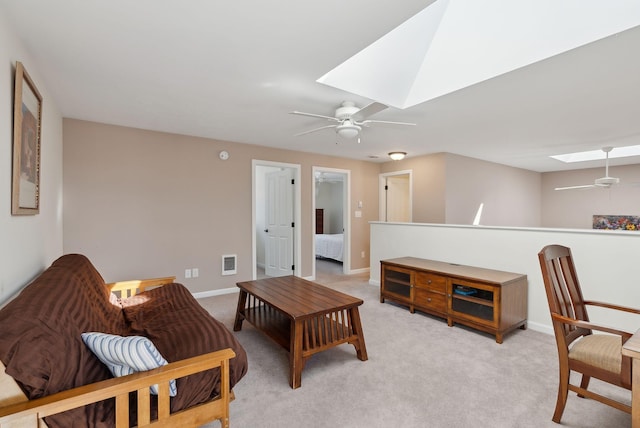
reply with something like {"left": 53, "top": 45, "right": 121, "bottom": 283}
{"left": 0, "top": 254, "right": 248, "bottom": 427}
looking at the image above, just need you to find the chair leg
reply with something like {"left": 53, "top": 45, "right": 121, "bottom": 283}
{"left": 577, "top": 375, "right": 591, "bottom": 398}
{"left": 553, "top": 365, "right": 570, "bottom": 423}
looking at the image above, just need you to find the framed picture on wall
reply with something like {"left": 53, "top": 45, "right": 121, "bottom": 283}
{"left": 12, "top": 61, "right": 42, "bottom": 215}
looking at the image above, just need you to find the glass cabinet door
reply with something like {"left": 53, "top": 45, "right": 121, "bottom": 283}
{"left": 449, "top": 279, "right": 497, "bottom": 326}
{"left": 382, "top": 265, "right": 413, "bottom": 301}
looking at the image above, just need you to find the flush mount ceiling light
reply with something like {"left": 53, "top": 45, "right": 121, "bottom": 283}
{"left": 388, "top": 151, "right": 407, "bottom": 161}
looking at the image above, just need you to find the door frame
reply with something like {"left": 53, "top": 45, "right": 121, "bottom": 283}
{"left": 379, "top": 169, "right": 413, "bottom": 222}
{"left": 312, "top": 166, "right": 350, "bottom": 278}
{"left": 252, "top": 159, "right": 301, "bottom": 279}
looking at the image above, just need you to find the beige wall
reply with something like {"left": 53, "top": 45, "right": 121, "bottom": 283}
{"left": 0, "top": 15, "right": 64, "bottom": 304}
{"left": 380, "top": 153, "right": 447, "bottom": 223}
{"left": 541, "top": 164, "right": 640, "bottom": 228}
{"left": 380, "top": 152, "right": 541, "bottom": 227}
{"left": 379, "top": 150, "right": 639, "bottom": 230}
{"left": 445, "top": 153, "right": 541, "bottom": 226}
{"left": 63, "top": 119, "right": 380, "bottom": 293}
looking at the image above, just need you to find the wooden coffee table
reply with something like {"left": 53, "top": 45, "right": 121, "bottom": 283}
{"left": 234, "top": 275, "right": 368, "bottom": 389}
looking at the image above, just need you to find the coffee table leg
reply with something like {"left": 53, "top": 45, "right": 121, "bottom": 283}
{"left": 233, "top": 290, "right": 248, "bottom": 331}
{"left": 349, "top": 307, "right": 368, "bottom": 361}
{"left": 289, "top": 319, "right": 304, "bottom": 389}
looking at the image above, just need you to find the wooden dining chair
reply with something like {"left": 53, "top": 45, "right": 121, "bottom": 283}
{"left": 538, "top": 244, "right": 640, "bottom": 423}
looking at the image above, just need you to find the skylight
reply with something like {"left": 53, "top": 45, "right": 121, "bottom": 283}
{"left": 317, "top": 0, "right": 640, "bottom": 109}
{"left": 550, "top": 145, "right": 640, "bottom": 163}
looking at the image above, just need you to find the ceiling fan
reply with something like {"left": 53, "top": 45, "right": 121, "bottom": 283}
{"left": 290, "top": 101, "right": 415, "bottom": 143}
{"left": 555, "top": 147, "right": 620, "bottom": 191}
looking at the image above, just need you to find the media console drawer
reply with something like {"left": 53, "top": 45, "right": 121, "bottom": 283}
{"left": 380, "top": 257, "right": 528, "bottom": 343}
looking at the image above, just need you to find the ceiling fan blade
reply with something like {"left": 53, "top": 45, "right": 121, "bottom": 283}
{"left": 360, "top": 119, "right": 416, "bottom": 127}
{"left": 294, "top": 124, "right": 337, "bottom": 137}
{"left": 351, "top": 102, "right": 387, "bottom": 121}
{"left": 290, "top": 111, "right": 339, "bottom": 122}
{"left": 554, "top": 184, "right": 597, "bottom": 191}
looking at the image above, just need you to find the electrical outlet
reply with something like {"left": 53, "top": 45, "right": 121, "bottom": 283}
{"left": 192, "top": 268, "right": 199, "bottom": 278}
{"left": 185, "top": 269, "right": 191, "bottom": 279}
{"left": 361, "top": 251, "right": 366, "bottom": 258}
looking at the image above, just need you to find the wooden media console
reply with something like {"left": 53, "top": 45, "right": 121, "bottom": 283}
{"left": 380, "top": 257, "right": 528, "bottom": 343}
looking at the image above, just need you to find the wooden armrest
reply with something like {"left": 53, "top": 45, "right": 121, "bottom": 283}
{"left": 584, "top": 300, "right": 640, "bottom": 315}
{"left": 622, "top": 329, "right": 640, "bottom": 359}
{"left": 107, "top": 276, "right": 176, "bottom": 297}
{"left": 0, "top": 348, "right": 235, "bottom": 428}
{"left": 551, "top": 313, "right": 633, "bottom": 340}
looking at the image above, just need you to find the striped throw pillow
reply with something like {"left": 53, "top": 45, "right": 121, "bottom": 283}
{"left": 81, "top": 332, "right": 177, "bottom": 396}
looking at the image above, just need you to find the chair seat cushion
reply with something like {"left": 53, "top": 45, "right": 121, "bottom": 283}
{"left": 569, "top": 334, "right": 621, "bottom": 374}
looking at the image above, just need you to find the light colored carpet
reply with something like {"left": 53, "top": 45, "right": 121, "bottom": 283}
{"left": 198, "top": 272, "right": 631, "bottom": 428}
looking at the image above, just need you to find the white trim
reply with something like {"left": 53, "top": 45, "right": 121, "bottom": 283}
{"left": 349, "top": 267, "right": 370, "bottom": 275}
{"left": 193, "top": 287, "right": 239, "bottom": 299}
{"left": 369, "top": 220, "right": 640, "bottom": 236}
{"left": 527, "top": 321, "right": 553, "bottom": 336}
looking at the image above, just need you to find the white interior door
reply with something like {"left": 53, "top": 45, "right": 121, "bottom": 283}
{"left": 380, "top": 171, "right": 412, "bottom": 222}
{"left": 265, "top": 169, "right": 294, "bottom": 277}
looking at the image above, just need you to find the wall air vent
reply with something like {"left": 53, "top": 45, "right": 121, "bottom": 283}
{"left": 222, "top": 254, "right": 237, "bottom": 276}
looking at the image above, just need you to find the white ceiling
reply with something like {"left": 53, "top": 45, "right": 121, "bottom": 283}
{"left": 2, "top": 0, "right": 640, "bottom": 172}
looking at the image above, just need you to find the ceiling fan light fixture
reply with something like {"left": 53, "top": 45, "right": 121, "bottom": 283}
{"left": 388, "top": 151, "right": 407, "bottom": 161}
{"left": 336, "top": 122, "right": 361, "bottom": 139}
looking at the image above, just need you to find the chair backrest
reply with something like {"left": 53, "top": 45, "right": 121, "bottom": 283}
{"left": 538, "top": 244, "right": 592, "bottom": 348}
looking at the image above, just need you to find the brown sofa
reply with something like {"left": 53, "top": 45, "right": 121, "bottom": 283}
{"left": 0, "top": 254, "right": 248, "bottom": 427}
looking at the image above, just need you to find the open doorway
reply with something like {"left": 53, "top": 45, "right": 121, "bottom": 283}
{"left": 253, "top": 160, "right": 301, "bottom": 280}
{"left": 312, "top": 167, "right": 350, "bottom": 279}
{"left": 379, "top": 170, "right": 412, "bottom": 222}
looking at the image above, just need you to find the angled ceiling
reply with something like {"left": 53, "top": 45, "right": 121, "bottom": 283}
{"left": 1, "top": 0, "right": 640, "bottom": 172}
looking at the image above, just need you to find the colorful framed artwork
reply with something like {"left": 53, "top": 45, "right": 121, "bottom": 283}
{"left": 593, "top": 215, "right": 640, "bottom": 231}
{"left": 12, "top": 61, "right": 42, "bottom": 215}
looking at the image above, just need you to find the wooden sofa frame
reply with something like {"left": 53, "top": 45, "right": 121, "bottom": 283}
{"left": 0, "top": 277, "right": 236, "bottom": 428}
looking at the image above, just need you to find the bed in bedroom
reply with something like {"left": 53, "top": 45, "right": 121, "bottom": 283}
{"left": 315, "top": 233, "right": 344, "bottom": 262}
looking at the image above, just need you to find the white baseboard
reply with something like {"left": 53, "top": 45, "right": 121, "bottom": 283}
{"left": 349, "top": 267, "right": 370, "bottom": 275}
{"left": 193, "top": 287, "right": 239, "bottom": 299}
{"left": 369, "top": 279, "right": 380, "bottom": 286}
{"left": 526, "top": 320, "right": 553, "bottom": 336}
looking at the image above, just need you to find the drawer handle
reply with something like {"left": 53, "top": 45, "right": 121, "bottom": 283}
{"left": 427, "top": 280, "right": 432, "bottom": 284}
{"left": 427, "top": 298, "right": 432, "bottom": 302}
